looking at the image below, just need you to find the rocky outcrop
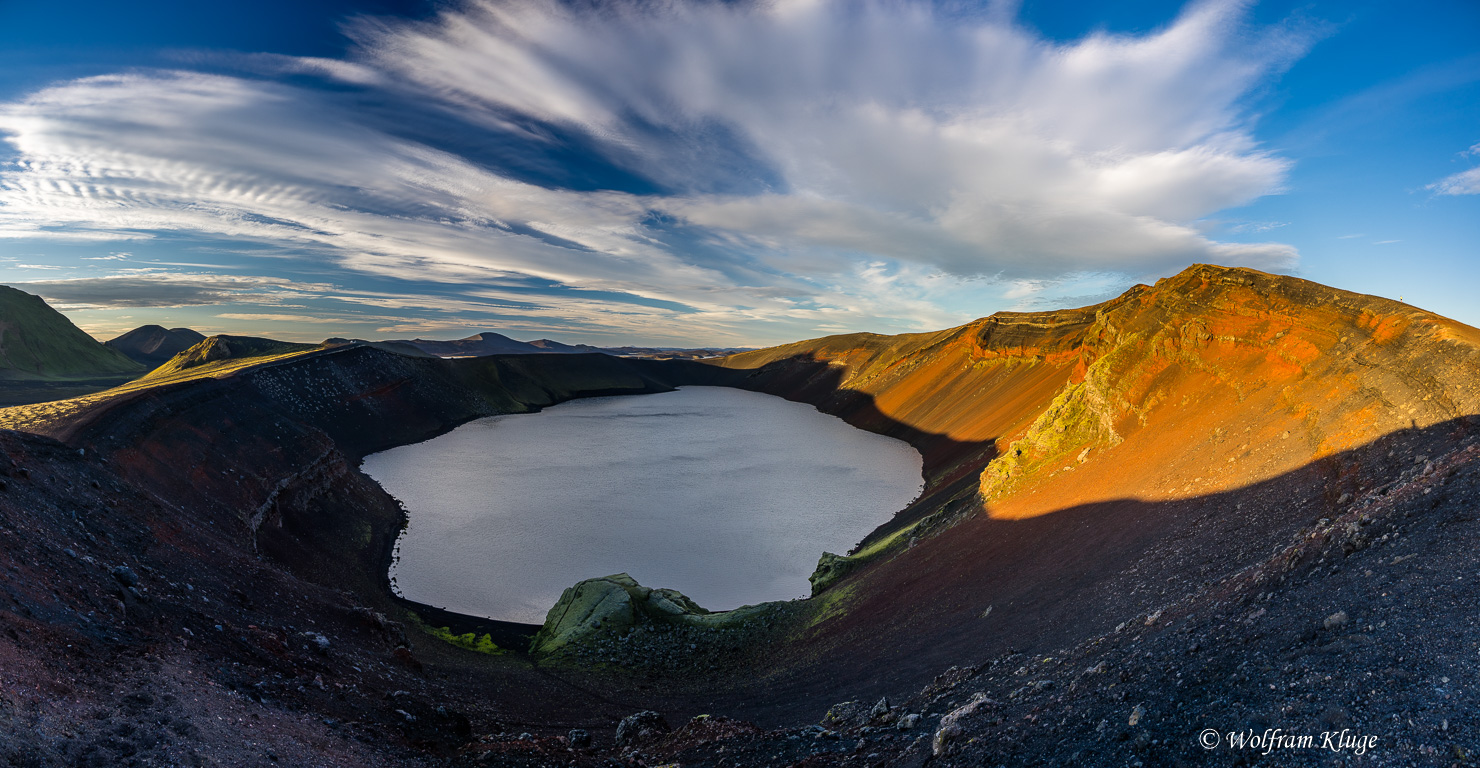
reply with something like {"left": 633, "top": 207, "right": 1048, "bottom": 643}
{"left": 533, "top": 574, "right": 665, "bottom": 654}
{"left": 532, "top": 573, "right": 778, "bottom": 658}
{"left": 808, "top": 551, "right": 859, "bottom": 596}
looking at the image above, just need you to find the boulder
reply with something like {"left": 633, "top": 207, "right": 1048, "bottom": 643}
{"left": 821, "top": 700, "right": 868, "bottom": 729}
{"left": 111, "top": 565, "right": 139, "bottom": 588}
{"left": 933, "top": 692, "right": 993, "bottom": 757}
{"left": 532, "top": 574, "right": 641, "bottom": 654}
{"left": 869, "top": 696, "right": 895, "bottom": 724}
{"left": 615, "top": 710, "right": 670, "bottom": 747}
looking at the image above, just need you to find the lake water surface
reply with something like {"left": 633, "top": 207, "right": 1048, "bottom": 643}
{"left": 362, "top": 386, "right": 924, "bottom": 625}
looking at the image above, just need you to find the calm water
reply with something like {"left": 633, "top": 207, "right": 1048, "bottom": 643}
{"left": 362, "top": 386, "right": 923, "bottom": 625}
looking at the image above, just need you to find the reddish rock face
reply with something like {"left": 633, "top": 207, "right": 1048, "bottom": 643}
{"left": 709, "top": 264, "right": 1480, "bottom": 519}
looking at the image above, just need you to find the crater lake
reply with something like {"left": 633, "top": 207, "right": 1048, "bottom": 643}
{"left": 362, "top": 386, "right": 924, "bottom": 625}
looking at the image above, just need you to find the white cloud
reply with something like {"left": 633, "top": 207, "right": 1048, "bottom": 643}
{"left": 1428, "top": 166, "right": 1480, "bottom": 195}
{"left": 1224, "top": 220, "right": 1289, "bottom": 234}
{"left": 1426, "top": 141, "right": 1480, "bottom": 195}
{"left": 216, "top": 313, "right": 348, "bottom": 324}
{"left": 0, "top": 0, "right": 1308, "bottom": 343}
{"left": 15, "top": 271, "right": 336, "bottom": 309}
{"left": 353, "top": 0, "right": 1302, "bottom": 276}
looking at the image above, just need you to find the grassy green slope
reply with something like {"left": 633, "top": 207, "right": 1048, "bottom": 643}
{"left": 0, "top": 286, "right": 145, "bottom": 380}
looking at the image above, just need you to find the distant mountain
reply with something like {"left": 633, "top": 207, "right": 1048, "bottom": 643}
{"left": 385, "top": 331, "right": 750, "bottom": 360}
{"left": 526, "top": 338, "right": 603, "bottom": 353}
{"left": 387, "top": 331, "right": 549, "bottom": 357}
{"left": 600, "top": 346, "right": 753, "bottom": 359}
{"left": 105, "top": 325, "right": 207, "bottom": 366}
{"left": 0, "top": 285, "right": 144, "bottom": 380}
{"left": 323, "top": 338, "right": 436, "bottom": 358}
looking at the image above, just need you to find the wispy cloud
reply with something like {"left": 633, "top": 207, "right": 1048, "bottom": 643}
{"left": 1225, "top": 220, "right": 1289, "bottom": 234}
{"left": 15, "top": 272, "right": 336, "bottom": 309}
{"left": 1429, "top": 169, "right": 1480, "bottom": 195}
{"left": 0, "top": 0, "right": 1310, "bottom": 342}
{"left": 216, "top": 313, "right": 350, "bottom": 324}
{"left": 1427, "top": 143, "right": 1480, "bottom": 195}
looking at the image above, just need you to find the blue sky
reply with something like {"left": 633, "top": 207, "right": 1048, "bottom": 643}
{"left": 0, "top": 0, "right": 1475, "bottom": 346}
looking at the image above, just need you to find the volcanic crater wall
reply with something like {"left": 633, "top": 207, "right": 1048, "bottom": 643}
{"left": 4, "top": 263, "right": 1480, "bottom": 732}
{"left": 687, "top": 265, "right": 1480, "bottom": 518}
{"left": 21, "top": 264, "right": 1480, "bottom": 641}
{"left": 55, "top": 347, "right": 682, "bottom": 599}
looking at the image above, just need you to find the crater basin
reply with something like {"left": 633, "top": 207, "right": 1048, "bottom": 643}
{"left": 362, "top": 386, "right": 924, "bottom": 624}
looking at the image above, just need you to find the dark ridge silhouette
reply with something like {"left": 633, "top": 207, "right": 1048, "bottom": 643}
{"left": 105, "top": 324, "right": 206, "bottom": 366}
{"left": 386, "top": 331, "right": 549, "bottom": 357}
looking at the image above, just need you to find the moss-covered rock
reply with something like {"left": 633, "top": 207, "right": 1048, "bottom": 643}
{"left": 532, "top": 574, "right": 644, "bottom": 654}
{"left": 808, "top": 551, "right": 860, "bottom": 596}
{"left": 531, "top": 573, "right": 781, "bottom": 659}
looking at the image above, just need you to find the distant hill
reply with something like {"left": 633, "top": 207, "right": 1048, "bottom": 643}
{"left": 0, "top": 285, "right": 144, "bottom": 380}
{"left": 105, "top": 325, "right": 207, "bottom": 366}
